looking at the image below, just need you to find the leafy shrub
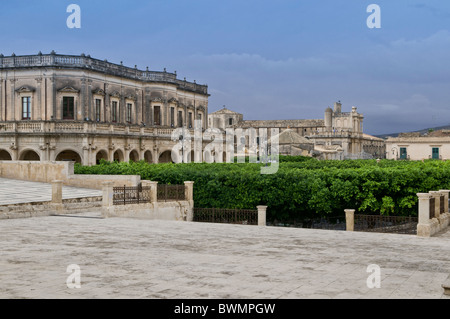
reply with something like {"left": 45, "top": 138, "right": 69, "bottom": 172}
{"left": 74, "top": 158, "right": 450, "bottom": 219}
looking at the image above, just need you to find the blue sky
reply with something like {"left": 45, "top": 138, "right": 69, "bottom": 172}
{"left": 1, "top": 0, "right": 450, "bottom": 134}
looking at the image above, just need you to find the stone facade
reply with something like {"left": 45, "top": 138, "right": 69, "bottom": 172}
{"left": 0, "top": 52, "right": 209, "bottom": 165}
{"left": 209, "top": 102, "right": 385, "bottom": 159}
{"left": 385, "top": 130, "right": 450, "bottom": 160}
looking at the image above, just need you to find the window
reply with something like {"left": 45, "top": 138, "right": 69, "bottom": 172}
{"left": 95, "top": 99, "right": 101, "bottom": 122}
{"left": 170, "top": 107, "right": 175, "bottom": 127}
{"left": 399, "top": 147, "right": 407, "bottom": 160}
{"left": 432, "top": 147, "right": 440, "bottom": 160}
{"left": 112, "top": 101, "right": 118, "bottom": 122}
{"left": 154, "top": 106, "right": 161, "bottom": 126}
{"left": 229, "top": 118, "right": 233, "bottom": 126}
{"left": 126, "top": 103, "right": 132, "bottom": 123}
{"left": 188, "top": 112, "right": 193, "bottom": 128}
{"left": 22, "top": 97, "right": 31, "bottom": 120}
{"left": 63, "top": 97, "right": 75, "bottom": 120}
{"left": 178, "top": 111, "right": 183, "bottom": 127}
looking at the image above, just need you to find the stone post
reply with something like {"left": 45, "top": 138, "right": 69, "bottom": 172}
{"left": 257, "top": 205, "right": 267, "bottom": 227}
{"left": 51, "top": 180, "right": 64, "bottom": 213}
{"left": 345, "top": 209, "right": 355, "bottom": 231}
{"left": 184, "top": 181, "right": 194, "bottom": 222}
{"left": 141, "top": 180, "right": 154, "bottom": 199}
{"left": 417, "top": 193, "right": 432, "bottom": 237}
{"left": 184, "top": 181, "right": 194, "bottom": 202}
{"left": 51, "top": 180, "right": 63, "bottom": 204}
{"left": 102, "top": 181, "right": 114, "bottom": 218}
{"left": 147, "top": 181, "right": 158, "bottom": 203}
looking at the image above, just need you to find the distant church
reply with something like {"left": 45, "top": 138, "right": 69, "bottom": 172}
{"left": 208, "top": 102, "right": 385, "bottom": 160}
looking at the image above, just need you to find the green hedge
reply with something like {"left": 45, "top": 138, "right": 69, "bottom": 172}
{"left": 74, "top": 158, "right": 450, "bottom": 220}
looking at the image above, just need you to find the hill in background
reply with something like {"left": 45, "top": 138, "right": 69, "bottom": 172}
{"left": 375, "top": 124, "right": 450, "bottom": 139}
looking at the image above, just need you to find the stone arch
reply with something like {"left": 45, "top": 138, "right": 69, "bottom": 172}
{"left": 96, "top": 149, "right": 109, "bottom": 164}
{"left": 19, "top": 149, "right": 41, "bottom": 161}
{"left": 55, "top": 149, "right": 82, "bottom": 164}
{"left": 129, "top": 149, "right": 139, "bottom": 162}
{"left": 144, "top": 150, "right": 153, "bottom": 163}
{"left": 113, "top": 149, "right": 124, "bottom": 162}
{"left": 0, "top": 149, "right": 12, "bottom": 161}
{"left": 158, "top": 150, "right": 173, "bottom": 163}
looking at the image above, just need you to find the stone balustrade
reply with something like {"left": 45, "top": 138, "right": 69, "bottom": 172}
{"left": 0, "top": 120, "right": 200, "bottom": 139}
{"left": 416, "top": 190, "right": 450, "bottom": 237}
{"left": 0, "top": 53, "right": 208, "bottom": 95}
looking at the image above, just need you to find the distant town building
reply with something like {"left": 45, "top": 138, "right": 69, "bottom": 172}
{"left": 385, "top": 130, "right": 450, "bottom": 160}
{"left": 208, "top": 102, "right": 385, "bottom": 160}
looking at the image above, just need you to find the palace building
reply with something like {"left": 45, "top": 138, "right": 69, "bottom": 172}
{"left": 208, "top": 102, "right": 385, "bottom": 160}
{"left": 0, "top": 52, "right": 209, "bottom": 165}
{"left": 0, "top": 51, "right": 385, "bottom": 165}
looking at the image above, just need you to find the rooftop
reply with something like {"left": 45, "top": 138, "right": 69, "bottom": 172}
{"left": 0, "top": 52, "right": 208, "bottom": 95}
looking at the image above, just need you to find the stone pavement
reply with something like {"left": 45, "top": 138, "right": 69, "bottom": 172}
{"left": 0, "top": 178, "right": 102, "bottom": 205}
{"left": 1, "top": 211, "right": 450, "bottom": 299}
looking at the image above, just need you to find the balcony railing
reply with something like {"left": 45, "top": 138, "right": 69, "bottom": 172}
{"left": 0, "top": 120, "right": 203, "bottom": 139}
{"left": 0, "top": 53, "right": 208, "bottom": 95}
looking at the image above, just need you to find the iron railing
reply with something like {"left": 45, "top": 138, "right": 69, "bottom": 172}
{"left": 193, "top": 207, "right": 258, "bottom": 225}
{"left": 113, "top": 184, "right": 152, "bottom": 205}
{"left": 354, "top": 214, "right": 418, "bottom": 235}
{"left": 157, "top": 184, "right": 186, "bottom": 202}
{"left": 430, "top": 198, "right": 435, "bottom": 219}
{"left": 267, "top": 216, "right": 346, "bottom": 230}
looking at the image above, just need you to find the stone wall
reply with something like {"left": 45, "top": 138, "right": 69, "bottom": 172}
{"left": 0, "top": 196, "right": 102, "bottom": 219}
{"left": 0, "top": 161, "right": 141, "bottom": 189}
{"left": 103, "top": 201, "right": 193, "bottom": 221}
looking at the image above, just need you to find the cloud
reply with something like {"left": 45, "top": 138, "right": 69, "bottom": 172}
{"left": 409, "top": 3, "right": 450, "bottom": 19}
{"left": 182, "top": 30, "right": 450, "bottom": 134}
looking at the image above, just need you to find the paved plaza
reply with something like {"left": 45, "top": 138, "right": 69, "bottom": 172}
{"left": 0, "top": 178, "right": 102, "bottom": 205}
{"left": 1, "top": 210, "right": 450, "bottom": 299}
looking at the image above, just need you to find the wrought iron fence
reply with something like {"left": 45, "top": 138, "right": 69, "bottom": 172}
{"left": 354, "top": 214, "right": 418, "bottom": 235}
{"left": 193, "top": 207, "right": 258, "bottom": 225}
{"left": 113, "top": 184, "right": 151, "bottom": 205}
{"left": 430, "top": 197, "right": 435, "bottom": 219}
{"left": 157, "top": 184, "right": 186, "bottom": 202}
{"left": 267, "top": 216, "right": 347, "bottom": 230}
